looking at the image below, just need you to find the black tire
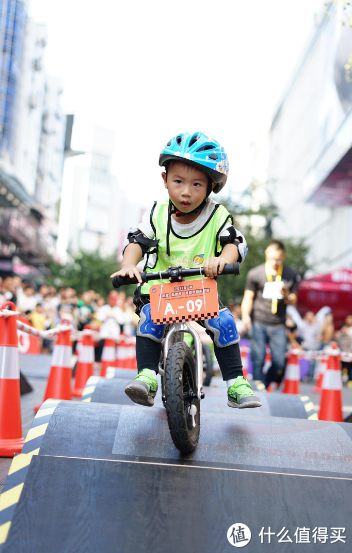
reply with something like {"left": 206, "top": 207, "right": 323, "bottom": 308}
{"left": 202, "top": 344, "right": 213, "bottom": 387}
{"left": 164, "top": 342, "right": 200, "bottom": 454}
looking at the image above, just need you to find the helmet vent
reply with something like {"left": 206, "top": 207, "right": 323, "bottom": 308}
{"left": 209, "top": 154, "right": 218, "bottom": 160}
{"left": 196, "top": 145, "right": 215, "bottom": 152}
{"left": 189, "top": 134, "right": 200, "bottom": 147}
{"left": 176, "top": 135, "right": 182, "bottom": 146}
{"left": 166, "top": 141, "right": 171, "bottom": 147}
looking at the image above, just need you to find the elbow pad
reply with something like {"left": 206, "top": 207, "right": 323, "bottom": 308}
{"left": 220, "top": 227, "right": 240, "bottom": 247}
{"left": 219, "top": 227, "right": 248, "bottom": 263}
{"left": 127, "top": 231, "right": 159, "bottom": 255}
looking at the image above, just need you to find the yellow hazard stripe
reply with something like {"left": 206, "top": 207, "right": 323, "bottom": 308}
{"left": 254, "top": 380, "right": 265, "bottom": 391}
{"left": 0, "top": 402, "right": 55, "bottom": 547}
{"left": 82, "top": 397, "right": 92, "bottom": 402}
{"left": 308, "top": 413, "right": 318, "bottom": 420}
{"left": 0, "top": 483, "right": 23, "bottom": 512}
{"left": 0, "top": 521, "right": 11, "bottom": 545}
{"left": 304, "top": 401, "right": 315, "bottom": 413}
{"left": 8, "top": 450, "right": 40, "bottom": 476}
{"left": 300, "top": 396, "right": 310, "bottom": 401}
{"left": 82, "top": 385, "right": 96, "bottom": 396}
{"left": 35, "top": 407, "right": 56, "bottom": 419}
{"left": 24, "top": 423, "right": 48, "bottom": 443}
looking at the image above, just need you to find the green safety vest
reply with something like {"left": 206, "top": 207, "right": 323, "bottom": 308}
{"left": 141, "top": 199, "right": 233, "bottom": 294}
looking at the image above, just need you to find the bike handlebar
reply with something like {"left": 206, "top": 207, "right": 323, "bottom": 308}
{"left": 112, "top": 262, "right": 240, "bottom": 289}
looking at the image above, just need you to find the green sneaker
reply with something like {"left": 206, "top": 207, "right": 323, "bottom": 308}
{"left": 125, "top": 369, "right": 158, "bottom": 407}
{"left": 227, "top": 376, "right": 262, "bottom": 409}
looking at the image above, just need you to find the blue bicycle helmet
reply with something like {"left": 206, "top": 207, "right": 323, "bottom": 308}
{"left": 159, "top": 132, "right": 229, "bottom": 193}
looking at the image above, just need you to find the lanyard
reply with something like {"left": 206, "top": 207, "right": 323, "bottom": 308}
{"left": 265, "top": 263, "right": 283, "bottom": 314}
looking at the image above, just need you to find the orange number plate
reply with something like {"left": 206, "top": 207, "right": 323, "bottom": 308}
{"left": 150, "top": 278, "right": 219, "bottom": 324}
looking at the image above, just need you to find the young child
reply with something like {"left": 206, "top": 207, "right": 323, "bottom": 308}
{"left": 111, "top": 132, "right": 261, "bottom": 409}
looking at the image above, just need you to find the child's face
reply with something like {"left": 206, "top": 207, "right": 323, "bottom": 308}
{"left": 162, "top": 162, "right": 209, "bottom": 213}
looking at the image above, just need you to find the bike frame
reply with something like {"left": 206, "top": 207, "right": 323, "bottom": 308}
{"left": 160, "top": 322, "right": 204, "bottom": 400}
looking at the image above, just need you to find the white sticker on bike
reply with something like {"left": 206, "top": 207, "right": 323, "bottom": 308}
{"left": 150, "top": 278, "right": 219, "bottom": 323}
{"left": 186, "top": 299, "right": 203, "bottom": 312}
{"left": 164, "top": 303, "right": 175, "bottom": 316}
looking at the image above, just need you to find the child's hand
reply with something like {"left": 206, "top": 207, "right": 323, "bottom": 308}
{"left": 203, "top": 256, "right": 229, "bottom": 278}
{"left": 110, "top": 265, "right": 143, "bottom": 284}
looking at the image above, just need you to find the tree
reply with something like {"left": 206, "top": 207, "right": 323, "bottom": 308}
{"left": 216, "top": 197, "right": 310, "bottom": 304}
{"left": 46, "top": 250, "right": 135, "bottom": 298}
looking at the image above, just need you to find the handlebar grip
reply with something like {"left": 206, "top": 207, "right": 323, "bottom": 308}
{"left": 112, "top": 273, "right": 146, "bottom": 289}
{"left": 221, "top": 262, "right": 240, "bottom": 276}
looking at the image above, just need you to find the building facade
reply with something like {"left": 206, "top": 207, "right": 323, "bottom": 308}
{"left": 35, "top": 75, "right": 66, "bottom": 219}
{"left": 57, "top": 126, "right": 144, "bottom": 262}
{"left": 12, "top": 18, "right": 47, "bottom": 195}
{"left": 268, "top": 4, "right": 352, "bottom": 273}
{"left": 0, "top": 0, "right": 26, "bottom": 158}
{"left": 0, "top": 6, "right": 66, "bottom": 276}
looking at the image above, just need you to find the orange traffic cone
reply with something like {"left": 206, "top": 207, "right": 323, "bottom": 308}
{"left": 0, "top": 302, "right": 24, "bottom": 456}
{"left": 319, "top": 345, "right": 343, "bottom": 422}
{"left": 282, "top": 351, "right": 300, "bottom": 394}
{"left": 100, "top": 338, "right": 116, "bottom": 377}
{"left": 240, "top": 347, "right": 248, "bottom": 378}
{"left": 313, "top": 355, "right": 328, "bottom": 393}
{"left": 131, "top": 336, "right": 137, "bottom": 370}
{"left": 17, "top": 314, "right": 41, "bottom": 354}
{"left": 263, "top": 346, "right": 272, "bottom": 374}
{"left": 116, "top": 334, "right": 127, "bottom": 369}
{"left": 34, "top": 318, "right": 72, "bottom": 412}
{"left": 72, "top": 325, "right": 94, "bottom": 397}
{"left": 124, "top": 336, "right": 137, "bottom": 370}
{"left": 266, "top": 383, "right": 274, "bottom": 393}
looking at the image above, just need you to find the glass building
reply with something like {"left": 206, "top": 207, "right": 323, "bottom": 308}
{"left": 0, "top": 0, "right": 26, "bottom": 157}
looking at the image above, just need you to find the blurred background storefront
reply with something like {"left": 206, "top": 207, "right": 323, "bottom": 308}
{"left": 267, "top": 3, "right": 352, "bottom": 276}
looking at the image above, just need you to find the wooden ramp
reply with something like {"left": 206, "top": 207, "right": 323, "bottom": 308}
{"left": 0, "top": 399, "right": 351, "bottom": 552}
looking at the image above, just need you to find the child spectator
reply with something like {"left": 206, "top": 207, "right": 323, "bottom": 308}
{"left": 345, "top": 314, "right": 352, "bottom": 339}
{"left": 28, "top": 303, "right": 47, "bottom": 332}
{"left": 338, "top": 324, "right": 352, "bottom": 384}
{"left": 320, "top": 312, "right": 335, "bottom": 346}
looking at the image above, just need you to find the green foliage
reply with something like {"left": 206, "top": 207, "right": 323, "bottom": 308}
{"left": 216, "top": 198, "right": 310, "bottom": 305}
{"left": 46, "top": 250, "right": 133, "bottom": 299}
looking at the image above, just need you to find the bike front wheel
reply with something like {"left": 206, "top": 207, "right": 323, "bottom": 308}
{"left": 164, "top": 342, "right": 200, "bottom": 453}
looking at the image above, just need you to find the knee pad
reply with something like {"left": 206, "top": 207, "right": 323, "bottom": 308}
{"left": 204, "top": 308, "right": 239, "bottom": 348}
{"left": 137, "top": 304, "right": 166, "bottom": 343}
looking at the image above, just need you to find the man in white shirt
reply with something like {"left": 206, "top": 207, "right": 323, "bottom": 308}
{"left": 97, "top": 291, "right": 125, "bottom": 340}
{"left": 16, "top": 285, "right": 37, "bottom": 314}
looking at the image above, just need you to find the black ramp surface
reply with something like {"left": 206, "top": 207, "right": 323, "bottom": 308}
{"left": 90, "top": 375, "right": 317, "bottom": 419}
{"left": 90, "top": 377, "right": 134, "bottom": 405}
{"left": 3, "top": 455, "right": 351, "bottom": 553}
{"left": 37, "top": 402, "right": 352, "bottom": 476}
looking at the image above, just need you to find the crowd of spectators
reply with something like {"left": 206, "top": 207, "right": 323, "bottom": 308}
{"left": 0, "top": 276, "right": 138, "bottom": 353}
{"left": 1, "top": 274, "right": 352, "bottom": 380}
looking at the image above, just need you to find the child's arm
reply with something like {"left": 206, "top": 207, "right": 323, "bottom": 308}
{"left": 110, "top": 243, "right": 144, "bottom": 284}
{"left": 203, "top": 243, "right": 239, "bottom": 279}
